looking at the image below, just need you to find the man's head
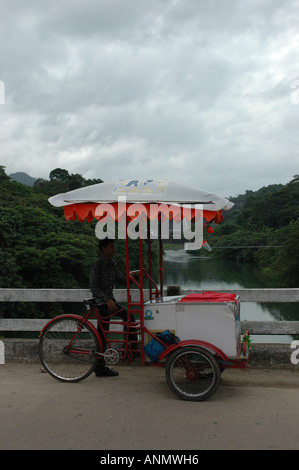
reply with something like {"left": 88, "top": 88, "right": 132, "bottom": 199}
{"left": 99, "top": 238, "right": 115, "bottom": 259}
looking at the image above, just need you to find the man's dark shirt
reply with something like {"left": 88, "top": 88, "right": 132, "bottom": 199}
{"left": 90, "top": 255, "right": 127, "bottom": 304}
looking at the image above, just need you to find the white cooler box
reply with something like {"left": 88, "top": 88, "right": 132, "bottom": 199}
{"left": 144, "top": 292, "right": 241, "bottom": 358}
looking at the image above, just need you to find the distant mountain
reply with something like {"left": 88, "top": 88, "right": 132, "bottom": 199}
{"left": 9, "top": 172, "right": 37, "bottom": 187}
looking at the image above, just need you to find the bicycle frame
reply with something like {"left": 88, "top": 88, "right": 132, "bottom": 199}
{"left": 79, "top": 296, "right": 173, "bottom": 365}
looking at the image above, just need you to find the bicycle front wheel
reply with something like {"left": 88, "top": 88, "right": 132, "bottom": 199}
{"left": 39, "top": 316, "right": 100, "bottom": 382}
{"left": 165, "top": 346, "right": 221, "bottom": 401}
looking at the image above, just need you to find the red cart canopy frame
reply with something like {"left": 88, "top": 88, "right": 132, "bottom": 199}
{"left": 61, "top": 201, "right": 227, "bottom": 323}
{"left": 62, "top": 201, "right": 224, "bottom": 308}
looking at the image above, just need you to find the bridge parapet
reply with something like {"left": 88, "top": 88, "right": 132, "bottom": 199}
{"left": 1, "top": 288, "right": 298, "bottom": 366}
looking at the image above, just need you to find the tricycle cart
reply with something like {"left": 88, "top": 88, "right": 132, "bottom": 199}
{"left": 39, "top": 179, "right": 250, "bottom": 401}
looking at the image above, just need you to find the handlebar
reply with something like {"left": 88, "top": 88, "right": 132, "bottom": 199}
{"left": 129, "top": 269, "right": 147, "bottom": 275}
{"left": 129, "top": 269, "right": 160, "bottom": 300}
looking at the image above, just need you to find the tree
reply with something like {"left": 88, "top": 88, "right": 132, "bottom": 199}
{"left": 49, "top": 168, "right": 70, "bottom": 181}
{"left": 236, "top": 176, "right": 299, "bottom": 230}
{"left": 33, "top": 168, "right": 103, "bottom": 196}
{"left": 68, "top": 173, "right": 85, "bottom": 190}
{"left": 258, "top": 220, "right": 299, "bottom": 287}
{"left": 0, "top": 166, "right": 9, "bottom": 181}
{"left": 33, "top": 178, "right": 69, "bottom": 196}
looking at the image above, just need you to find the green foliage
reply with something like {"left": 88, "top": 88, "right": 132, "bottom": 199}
{"left": 212, "top": 227, "right": 271, "bottom": 263}
{"left": 0, "top": 166, "right": 10, "bottom": 182}
{"left": 210, "top": 176, "right": 299, "bottom": 287}
{"left": 257, "top": 219, "right": 299, "bottom": 287}
{"left": 0, "top": 169, "right": 97, "bottom": 317}
{"left": 234, "top": 176, "right": 299, "bottom": 229}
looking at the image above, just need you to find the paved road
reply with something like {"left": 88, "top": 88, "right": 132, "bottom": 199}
{"left": 1, "top": 362, "right": 299, "bottom": 451}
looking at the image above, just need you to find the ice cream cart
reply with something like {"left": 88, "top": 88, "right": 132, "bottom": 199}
{"left": 39, "top": 179, "right": 251, "bottom": 401}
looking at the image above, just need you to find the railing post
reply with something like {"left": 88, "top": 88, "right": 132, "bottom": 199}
{"left": 0, "top": 340, "right": 5, "bottom": 364}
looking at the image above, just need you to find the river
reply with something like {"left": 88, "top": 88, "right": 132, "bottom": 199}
{"left": 163, "top": 248, "right": 298, "bottom": 344}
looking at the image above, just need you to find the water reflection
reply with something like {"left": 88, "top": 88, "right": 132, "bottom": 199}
{"left": 163, "top": 249, "right": 297, "bottom": 343}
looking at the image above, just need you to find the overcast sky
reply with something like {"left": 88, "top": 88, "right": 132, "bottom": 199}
{"left": 1, "top": 0, "right": 298, "bottom": 197}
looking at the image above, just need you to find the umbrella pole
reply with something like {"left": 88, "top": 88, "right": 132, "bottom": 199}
{"left": 158, "top": 214, "right": 163, "bottom": 299}
{"left": 125, "top": 213, "right": 131, "bottom": 308}
{"left": 139, "top": 234, "right": 144, "bottom": 348}
{"left": 147, "top": 218, "right": 153, "bottom": 302}
{"left": 125, "top": 215, "right": 145, "bottom": 362}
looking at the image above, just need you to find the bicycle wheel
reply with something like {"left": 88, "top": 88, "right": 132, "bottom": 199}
{"left": 39, "top": 316, "right": 100, "bottom": 383}
{"left": 165, "top": 346, "right": 221, "bottom": 401}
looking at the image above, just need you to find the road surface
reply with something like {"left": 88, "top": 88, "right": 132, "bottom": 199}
{"left": 1, "top": 362, "right": 299, "bottom": 451}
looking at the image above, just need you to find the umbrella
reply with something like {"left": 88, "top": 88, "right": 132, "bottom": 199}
{"left": 48, "top": 179, "right": 234, "bottom": 224}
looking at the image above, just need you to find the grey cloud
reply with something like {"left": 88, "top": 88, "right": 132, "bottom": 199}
{"left": 1, "top": 0, "right": 298, "bottom": 196}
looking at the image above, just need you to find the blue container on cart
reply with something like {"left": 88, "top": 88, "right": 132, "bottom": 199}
{"left": 144, "top": 330, "right": 180, "bottom": 363}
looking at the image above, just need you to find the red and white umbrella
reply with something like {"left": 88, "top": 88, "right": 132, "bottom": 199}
{"left": 49, "top": 179, "right": 233, "bottom": 224}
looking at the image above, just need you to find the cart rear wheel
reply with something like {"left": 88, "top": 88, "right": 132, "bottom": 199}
{"left": 165, "top": 346, "right": 221, "bottom": 401}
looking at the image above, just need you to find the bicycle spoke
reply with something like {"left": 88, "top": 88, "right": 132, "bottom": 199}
{"left": 39, "top": 317, "right": 99, "bottom": 382}
{"left": 166, "top": 347, "right": 221, "bottom": 401}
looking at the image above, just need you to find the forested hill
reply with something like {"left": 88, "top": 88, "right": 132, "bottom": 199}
{"left": 0, "top": 167, "right": 102, "bottom": 317}
{"left": 210, "top": 175, "right": 299, "bottom": 287}
{"left": 0, "top": 166, "right": 158, "bottom": 318}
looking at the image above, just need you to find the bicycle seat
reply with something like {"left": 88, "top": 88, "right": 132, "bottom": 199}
{"left": 84, "top": 297, "right": 97, "bottom": 306}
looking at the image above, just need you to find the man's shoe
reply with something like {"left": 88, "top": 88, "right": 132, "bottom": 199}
{"left": 95, "top": 367, "right": 119, "bottom": 377}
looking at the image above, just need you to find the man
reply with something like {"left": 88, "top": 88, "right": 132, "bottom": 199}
{"left": 90, "top": 238, "right": 138, "bottom": 376}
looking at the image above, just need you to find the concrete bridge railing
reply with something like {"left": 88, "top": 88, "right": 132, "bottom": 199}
{"left": 0, "top": 288, "right": 299, "bottom": 366}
